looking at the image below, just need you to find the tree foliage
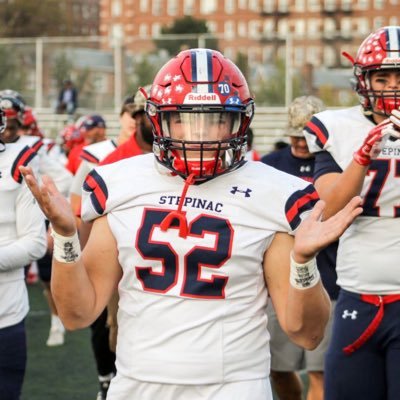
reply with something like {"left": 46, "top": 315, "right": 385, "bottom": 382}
{"left": 0, "top": 46, "right": 26, "bottom": 93}
{"left": 0, "top": 0, "right": 71, "bottom": 37}
{"left": 154, "top": 16, "right": 218, "bottom": 56}
{"left": 254, "top": 58, "right": 301, "bottom": 106}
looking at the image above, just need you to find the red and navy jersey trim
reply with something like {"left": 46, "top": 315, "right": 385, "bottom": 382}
{"left": 83, "top": 170, "right": 108, "bottom": 215}
{"left": 46, "top": 142, "right": 56, "bottom": 154}
{"left": 80, "top": 149, "right": 100, "bottom": 164}
{"left": 11, "top": 146, "right": 37, "bottom": 183}
{"left": 31, "top": 138, "right": 44, "bottom": 153}
{"left": 285, "top": 184, "right": 319, "bottom": 230}
{"left": 304, "top": 116, "right": 329, "bottom": 149}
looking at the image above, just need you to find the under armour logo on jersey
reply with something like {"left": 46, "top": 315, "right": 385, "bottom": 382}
{"left": 342, "top": 309, "right": 358, "bottom": 320}
{"left": 231, "top": 186, "right": 252, "bottom": 197}
{"left": 300, "top": 165, "right": 311, "bottom": 173}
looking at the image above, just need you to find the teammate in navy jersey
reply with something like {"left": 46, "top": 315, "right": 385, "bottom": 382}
{"left": 262, "top": 96, "right": 338, "bottom": 400}
{"left": 0, "top": 97, "right": 47, "bottom": 400}
{"left": 304, "top": 26, "right": 400, "bottom": 400}
{"left": 21, "top": 49, "right": 362, "bottom": 400}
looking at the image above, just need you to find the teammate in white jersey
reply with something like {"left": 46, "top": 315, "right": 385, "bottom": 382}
{"left": 304, "top": 26, "right": 400, "bottom": 400}
{"left": 0, "top": 100, "right": 47, "bottom": 400}
{"left": 21, "top": 49, "right": 362, "bottom": 400}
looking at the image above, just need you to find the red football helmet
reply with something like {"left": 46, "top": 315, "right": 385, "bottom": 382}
{"left": 60, "top": 123, "right": 84, "bottom": 152}
{"left": 22, "top": 107, "right": 43, "bottom": 137}
{"left": 146, "top": 48, "right": 254, "bottom": 181}
{"left": 348, "top": 26, "right": 400, "bottom": 116}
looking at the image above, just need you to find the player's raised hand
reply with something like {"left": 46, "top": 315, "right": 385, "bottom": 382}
{"left": 353, "top": 118, "right": 398, "bottom": 166}
{"left": 20, "top": 166, "right": 76, "bottom": 236}
{"left": 293, "top": 196, "right": 363, "bottom": 263}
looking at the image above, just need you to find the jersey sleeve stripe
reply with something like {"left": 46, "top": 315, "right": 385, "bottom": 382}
{"left": 80, "top": 149, "right": 100, "bottom": 164}
{"left": 31, "top": 139, "right": 44, "bottom": 153}
{"left": 83, "top": 170, "right": 108, "bottom": 215}
{"left": 11, "top": 146, "right": 37, "bottom": 183}
{"left": 46, "top": 142, "right": 56, "bottom": 153}
{"left": 285, "top": 184, "right": 319, "bottom": 230}
{"left": 305, "top": 117, "right": 329, "bottom": 149}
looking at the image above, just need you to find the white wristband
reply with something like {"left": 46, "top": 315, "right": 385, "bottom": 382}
{"left": 51, "top": 230, "right": 81, "bottom": 264}
{"left": 289, "top": 252, "right": 320, "bottom": 290}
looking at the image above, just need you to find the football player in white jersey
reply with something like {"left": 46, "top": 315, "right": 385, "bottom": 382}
{"left": 21, "top": 49, "right": 362, "bottom": 400}
{"left": 303, "top": 26, "right": 400, "bottom": 400}
{"left": 0, "top": 101, "right": 47, "bottom": 399}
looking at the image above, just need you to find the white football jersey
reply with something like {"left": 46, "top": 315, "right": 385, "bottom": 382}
{"left": 17, "top": 135, "right": 72, "bottom": 196}
{"left": 304, "top": 106, "right": 400, "bottom": 294}
{"left": 69, "top": 139, "right": 118, "bottom": 196}
{"left": 81, "top": 154, "right": 317, "bottom": 385}
{"left": 0, "top": 141, "right": 47, "bottom": 328}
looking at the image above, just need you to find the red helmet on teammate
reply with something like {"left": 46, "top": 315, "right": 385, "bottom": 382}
{"left": 22, "top": 107, "right": 44, "bottom": 137}
{"left": 146, "top": 48, "right": 254, "bottom": 181}
{"left": 346, "top": 25, "right": 400, "bottom": 116}
{"left": 60, "top": 123, "right": 84, "bottom": 153}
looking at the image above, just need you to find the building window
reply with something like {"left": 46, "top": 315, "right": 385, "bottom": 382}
{"left": 139, "top": 23, "right": 148, "bottom": 38}
{"left": 153, "top": 0, "right": 162, "bottom": 16}
{"left": 355, "top": 18, "right": 369, "bottom": 36}
{"left": 294, "top": 0, "right": 305, "bottom": 11}
{"left": 111, "top": 0, "right": 121, "bottom": 17}
{"left": 249, "top": 20, "right": 261, "bottom": 38}
{"left": 294, "top": 20, "right": 305, "bottom": 38}
{"left": 225, "top": 21, "right": 235, "bottom": 39}
{"left": 249, "top": 0, "right": 259, "bottom": 11}
{"left": 225, "top": 47, "right": 234, "bottom": 60}
{"left": 225, "top": 0, "right": 235, "bottom": 14}
{"left": 168, "top": 0, "right": 178, "bottom": 15}
{"left": 293, "top": 46, "right": 305, "bottom": 67}
{"left": 374, "top": 0, "right": 384, "bottom": 8}
{"left": 238, "top": 0, "right": 247, "bottom": 8}
{"left": 341, "top": 17, "right": 352, "bottom": 39}
{"left": 277, "top": 19, "right": 288, "bottom": 38}
{"left": 207, "top": 21, "right": 217, "bottom": 33}
{"left": 324, "top": 46, "right": 336, "bottom": 67}
{"left": 152, "top": 23, "right": 161, "bottom": 37}
{"left": 356, "top": 0, "right": 369, "bottom": 10}
{"left": 200, "top": 0, "right": 217, "bottom": 14}
{"left": 306, "top": 46, "right": 320, "bottom": 66}
{"left": 307, "top": 19, "right": 320, "bottom": 38}
{"left": 140, "top": 0, "right": 148, "bottom": 12}
{"left": 184, "top": 0, "right": 195, "bottom": 14}
{"left": 389, "top": 16, "right": 399, "bottom": 25}
{"left": 238, "top": 21, "right": 247, "bottom": 37}
{"left": 262, "top": 0, "right": 273, "bottom": 13}
{"left": 373, "top": 16, "right": 384, "bottom": 30}
{"left": 307, "top": 0, "right": 320, "bottom": 11}
{"left": 278, "top": 0, "right": 289, "bottom": 12}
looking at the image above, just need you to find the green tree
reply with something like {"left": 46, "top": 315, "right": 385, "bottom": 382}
{"left": 235, "top": 52, "right": 249, "bottom": 84}
{"left": 52, "top": 53, "right": 73, "bottom": 89}
{"left": 254, "top": 58, "right": 301, "bottom": 106}
{"left": 154, "top": 16, "right": 218, "bottom": 56}
{"left": 0, "top": 46, "right": 26, "bottom": 93}
{"left": 0, "top": 0, "right": 72, "bottom": 37}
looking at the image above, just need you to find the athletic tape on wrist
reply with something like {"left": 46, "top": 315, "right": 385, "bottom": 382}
{"left": 51, "top": 230, "right": 81, "bottom": 263}
{"left": 289, "top": 252, "right": 320, "bottom": 290}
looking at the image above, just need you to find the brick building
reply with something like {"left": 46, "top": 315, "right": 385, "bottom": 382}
{"left": 99, "top": 0, "right": 399, "bottom": 68}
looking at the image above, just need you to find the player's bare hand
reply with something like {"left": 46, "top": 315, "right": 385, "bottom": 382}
{"left": 293, "top": 196, "right": 363, "bottom": 263}
{"left": 20, "top": 166, "right": 76, "bottom": 236}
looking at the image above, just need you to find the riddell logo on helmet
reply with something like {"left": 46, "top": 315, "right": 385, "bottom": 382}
{"left": 382, "top": 57, "right": 400, "bottom": 64}
{"left": 184, "top": 93, "right": 221, "bottom": 104}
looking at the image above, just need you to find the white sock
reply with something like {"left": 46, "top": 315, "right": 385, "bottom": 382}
{"left": 51, "top": 315, "right": 65, "bottom": 332}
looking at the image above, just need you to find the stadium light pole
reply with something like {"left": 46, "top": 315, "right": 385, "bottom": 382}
{"left": 35, "top": 38, "right": 43, "bottom": 109}
{"left": 285, "top": 33, "right": 293, "bottom": 107}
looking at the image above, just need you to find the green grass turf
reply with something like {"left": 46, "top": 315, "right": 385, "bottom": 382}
{"left": 22, "top": 282, "right": 99, "bottom": 400}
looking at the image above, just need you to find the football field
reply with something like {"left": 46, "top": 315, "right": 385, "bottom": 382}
{"left": 22, "top": 282, "right": 98, "bottom": 400}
